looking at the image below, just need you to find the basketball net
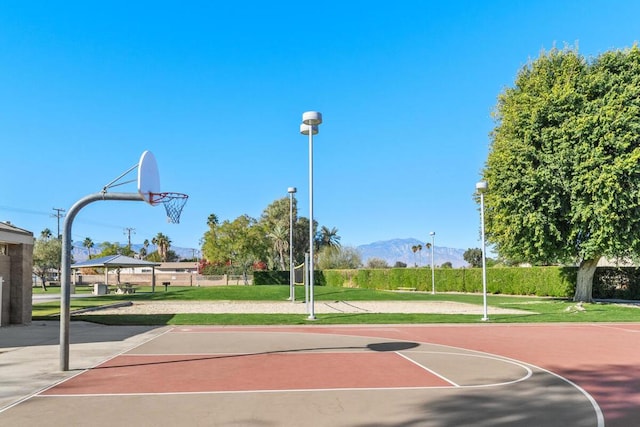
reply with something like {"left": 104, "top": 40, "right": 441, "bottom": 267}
{"left": 149, "top": 192, "right": 189, "bottom": 224}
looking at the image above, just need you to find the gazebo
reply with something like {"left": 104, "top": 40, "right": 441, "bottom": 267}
{"left": 72, "top": 255, "right": 160, "bottom": 293}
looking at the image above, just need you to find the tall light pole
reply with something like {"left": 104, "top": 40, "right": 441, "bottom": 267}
{"left": 429, "top": 231, "right": 436, "bottom": 294}
{"left": 476, "top": 181, "right": 489, "bottom": 321}
{"left": 288, "top": 186, "right": 297, "bottom": 302}
{"left": 300, "top": 111, "right": 322, "bottom": 320}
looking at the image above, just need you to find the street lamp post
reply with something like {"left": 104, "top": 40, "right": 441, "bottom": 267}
{"left": 476, "top": 181, "right": 489, "bottom": 321}
{"left": 429, "top": 231, "right": 436, "bottom": 294}
{"left": 288, "top": 187, "right": 297, "bottom": 302}
{"left": 300, "top": 111, "right": 322, "bottom": 320}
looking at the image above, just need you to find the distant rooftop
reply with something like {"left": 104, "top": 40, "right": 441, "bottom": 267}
{"left": 0, "top": 221, "right": 34, "bottom": 245}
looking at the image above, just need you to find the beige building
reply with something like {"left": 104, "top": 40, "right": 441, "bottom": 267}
{"left": 0, "top": 222, "right": 34, "bottom": 326}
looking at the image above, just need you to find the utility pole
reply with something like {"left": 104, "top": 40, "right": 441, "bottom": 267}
{"left": 51, "top": 208, "right": 66, "bottom": 239}
{"left": 123, "top": 227, "right": 136, "bottom": 250}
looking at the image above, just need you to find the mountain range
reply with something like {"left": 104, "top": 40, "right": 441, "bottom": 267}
{"left": 72, "top": 238, "right": 470, "bottom": 268}
{"left": 356, "top": 238, "right": 468, "bottom": 268}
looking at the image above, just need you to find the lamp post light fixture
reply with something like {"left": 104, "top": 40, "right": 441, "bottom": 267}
{"left": 476, "top": 180, "right": 489, "bottom": 321}
{"left": 429, "top": 231, "right": 436, "bottom": 294}
{"left": 300, "top": 111, "right": 322, "bottom": 320}
{"left": 287, "top": 186, "right": 297, "bottom": 302}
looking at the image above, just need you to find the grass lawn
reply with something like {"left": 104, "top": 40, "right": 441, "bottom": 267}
{"left": 32, "top": 285, "right": 640, "bottom": 325}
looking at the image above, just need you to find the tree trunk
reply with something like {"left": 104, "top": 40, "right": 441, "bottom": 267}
{"left": 574, "top": 257, "right": 598, "bottom": 302}
{"left": 279, "top": 249, "right": 286, "bottom": 271}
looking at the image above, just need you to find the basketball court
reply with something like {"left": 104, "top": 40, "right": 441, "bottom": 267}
{"left": 8, "top": 149, "right": 637, "bottom": 425}
{"left": 3, "top": 322, "right": 637, "bottom": 426}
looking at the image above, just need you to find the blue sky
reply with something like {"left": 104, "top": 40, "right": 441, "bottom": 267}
{"left": 1, "top": 1, "right": 639, "bottom": 254}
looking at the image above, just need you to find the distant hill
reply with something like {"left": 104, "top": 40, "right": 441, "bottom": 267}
{"left": 72, "top": 238, "right": 469, "bottom": 268}
{"left": 356, "top": 238, "right": 469, "bottom": 268}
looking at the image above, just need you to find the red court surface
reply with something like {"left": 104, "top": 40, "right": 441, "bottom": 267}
{"left": 2, "top": 323, "right": 639, "bottom": 426}
{"left": 42, "top": 352, "right": 451, "bottom": 394}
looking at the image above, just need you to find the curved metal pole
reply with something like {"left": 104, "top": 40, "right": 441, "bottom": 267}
{"left": 60, "top": 192, "right": 144, "bottom": 371}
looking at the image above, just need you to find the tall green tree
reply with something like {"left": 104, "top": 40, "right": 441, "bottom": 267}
{"left": 83, "top": 237, "right": 94, "bottom": 259}
{"left": 266, "top": 223, "right": 289, "bottom": 270}
{"left": 33, "top": 237, "right": 62, "bottom": 291}
{"left": 316, "top": 246, "right": 362, "bottom": 270}
{"left": 201, "top": 214, "right": 268, "bottom": 276}
{"left": 152, "top": 233, "right": 171, "bottom": 262}
{"left": 411, "top": 245, "right": 418, "bottom": 267}
{"left": 260, "top": 197, "right": 302, "bottom": 268}
{"left": 463, "top": 248, "right": 483, "bottom": 268}
{"left": 146, "top": 249, "right": 179, "bottom": 262}
{"left": 293, "top": 217, "right": 316, "bottom": 265}
{"left": 425, "top": 242, "right": 432, "bottom": 267}
{"left": 140, "top": 239, "right": 150, "bottom": 259}
{"left": 318, "top": 226, "right": 341, "bottom": 250}
{"left": 40, "top": 228, "right": 52, "bottom": 240}
{"left": 207, "top": 213, "right": 219, "bottom": 228}
{"left": 484, "top": 45, "right": 640, "bottom": 302}
{"left": 96, "top": 241, "right": 135, "bottom": 257}
{"left": 366, "top": 257, "right": 389, "bottom": 268}
{"left": 260, "top": 197, "right": 294, "bottom": 231}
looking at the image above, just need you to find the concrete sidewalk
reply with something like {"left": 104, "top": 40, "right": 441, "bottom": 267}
{"left": 0, "top": 321, "right": 168, "bottom": 411}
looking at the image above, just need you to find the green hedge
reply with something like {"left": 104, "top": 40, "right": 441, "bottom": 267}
{"left": 253, "top": 271, "right": 289, "bottom": 285}
{"left": 256, "top": 266, "right": 640, "bottom": 299}
{"left": 253, "top": 271, "right": 326, "bottom": 286}
{"left": 323, "top": 267, "right": 576, "bottom": 297}
{"left": 593, "top": 267, "right": 640, "bottom": 299}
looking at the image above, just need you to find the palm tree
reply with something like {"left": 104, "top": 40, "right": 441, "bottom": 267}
{"left": 417, "top": 244, "right": 423, "bottom": 266}
{"left": 83, "top": 237, "right": 94, "bottom": 259}
{"left": 318, "top": 226, "right": 341, "bottom": 250}
{"left": 152, "top": 233, "right": 171, "bottom": 262}
{"left": 140, "top": 239, "right": 150, "bottom": 259}
{"left": 207, "top": 213, "right": 219, "bottom": 228}
{"left": 267, "top": 223, "right": 289, "bottom": 270}
{"left": 411, "top": 245, "right": 418, "bottom": 267}
{"left": 425, "top": 242, "right": 432, "bottom": 268}
{"left": 40, "top": 228, "right": 52, "bottom": 240}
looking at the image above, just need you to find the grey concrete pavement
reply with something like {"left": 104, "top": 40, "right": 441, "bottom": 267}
{"left": 0, "top": 321, "right": 168, "bottom": 411}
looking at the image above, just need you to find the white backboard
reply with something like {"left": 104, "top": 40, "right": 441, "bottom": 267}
{"left": 137, "top": 150, "right": 161, "bottom": 204}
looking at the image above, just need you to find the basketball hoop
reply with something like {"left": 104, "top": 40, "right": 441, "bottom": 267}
{"left": 149, "top": 192, "right": 189, "bottom": 224}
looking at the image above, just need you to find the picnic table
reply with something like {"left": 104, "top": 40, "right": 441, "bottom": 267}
{"left": 115, "top": 283, "right": 137, "bottom": 294}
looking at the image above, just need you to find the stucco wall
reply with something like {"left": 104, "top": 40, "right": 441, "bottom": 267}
{"left": 8, "top": 243, "right": 33, "bottom": 325}
{"left": 78, "top": 273, "right": 250, "bottom": 287}
{"left": 0, "top": 254, "right": 10, "bottom": 326}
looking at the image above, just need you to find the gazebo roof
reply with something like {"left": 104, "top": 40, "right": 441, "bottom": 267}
{"left": 72, "top": 254, "right": 160, "bottom": 269}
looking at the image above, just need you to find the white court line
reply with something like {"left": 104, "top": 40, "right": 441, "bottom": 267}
{"left": 38, "top": 385, "right": 458, "bottom": 398}
{"left": 403, "top": 346, "right": 604, "bottom": 427}
{"left": 591, "top": 323, "right": 640, "bottom": 333}
{"left": 0, "top": 327, "right": 173, "bottom": 414}
{"left": 399, "top": 350, "right": 533, "bottom": 389}
{"left": 395, "top": 351, "right": 460, "bottom": 387}
{"left": 33, "top": 327, "right": 604, "bottom": 427}
{"left": 115, "top": 349, "right": 534, "bottom": 389}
